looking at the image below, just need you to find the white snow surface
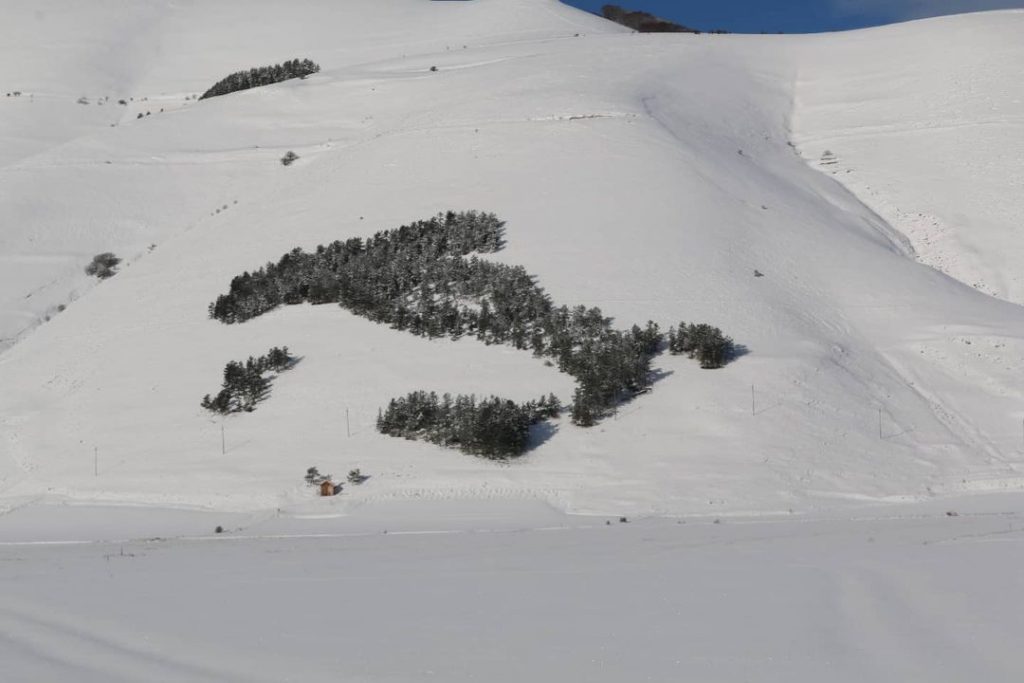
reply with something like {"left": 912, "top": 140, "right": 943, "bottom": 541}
{"left": 793, "top": 12, "right": 1024, "bottom": 305}
{"left": 2, "top": 0, "right": 1024, "bottom": 517}
{"left": 2, "top": 496, "right": 1024, "bottom": 682}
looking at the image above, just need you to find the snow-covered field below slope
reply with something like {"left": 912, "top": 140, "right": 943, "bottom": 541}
{"left": 2, "top": 495, "right": 1024, "bottom": 682}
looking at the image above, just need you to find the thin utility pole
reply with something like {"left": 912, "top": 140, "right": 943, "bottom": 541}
{"left": 346, "top": 408, "right": 351, "bottom": 438}
{"left": 878, "top": 408, "right": 883, "bottom": 439}
{"left": 751, "top": 385, "right": 755, "bottom": 416}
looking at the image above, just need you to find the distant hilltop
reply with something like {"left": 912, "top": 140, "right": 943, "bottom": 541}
{"left": 599, "top": 4, "right": 729, "bottom": 34}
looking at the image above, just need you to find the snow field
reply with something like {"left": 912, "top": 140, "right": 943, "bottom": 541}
{"left": 2, "top": 496, "right": 1024, "bottom": 682}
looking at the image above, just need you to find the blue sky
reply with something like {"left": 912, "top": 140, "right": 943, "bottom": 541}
{"left": 563, "top": 0, "right": 1024, "bottom": 33}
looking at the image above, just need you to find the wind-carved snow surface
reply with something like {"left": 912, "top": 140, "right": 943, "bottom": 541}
{"left": 1, "top": 0, "right": 1024, "bottom": 519}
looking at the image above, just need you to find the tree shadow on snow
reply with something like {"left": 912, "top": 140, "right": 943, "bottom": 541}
{"left": 729, "top": 344, "right": 751, "bottom": 363}
{"left": 263, "top": 355, "right": 304, "bottom": 396}
{"left": 528, "top": 420, "right": 559, "bottom": 450}
{"left": 648, "top": 367, "right": 675, "bottom": 385}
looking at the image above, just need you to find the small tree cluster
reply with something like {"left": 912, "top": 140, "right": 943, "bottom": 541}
{"left": 85, "top": 252, "right": 121, "bottom": 279}
{"left": 601, "top": 5, "right": 703, "bottom": 33}
{"left": 668, "top": 323, "right": 734, "bottom": 369}
{"left": 305, "top": 466, "right": 332, "bottom": 486}
{"left": 565, "top": 319, "right": 662, "bottom": 425}
{"left": 201, "top": 346, "right": 294, "bottom": 413}
{"left": 263, "top": 346, "right": 293, "bottom": 370}
{"left": 347, "top": 469, "right": 368, "bottom": 484}
{"left": 377, "top": 391, "right": 559, "bottom": 459}
{"left": 200, "top": 58, "right": 320, "bottom": 100}
{"left": 280, "top": 151, "right": 299, "bottom": 166}
{"left": 529, "top": 393, "right": 562, "bottom": 422}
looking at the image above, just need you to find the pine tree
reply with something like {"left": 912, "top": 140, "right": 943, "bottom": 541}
{"left": 570, "top": 388, "right": 597, "bottom": 427}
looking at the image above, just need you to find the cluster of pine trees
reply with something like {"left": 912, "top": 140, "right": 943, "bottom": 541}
{"left": 377, "top": 391, "right": 560, "bottom": 459}
{"left": 208, "top": 211, "right": 505, "bottom": 324}
{"left": 668, "top": 323, "right": 734, "bottom": 369}
{"left": 199, "top": 58, "right": 320, "bottom": 100}
{"left": 201, "top": 346, "right": 294, "bottom": 414}
{"left": 207, "top": 212, "right": 739, "bottom": 455}
{"left": 207, "top": 211, "right": 664, "bottom": 427}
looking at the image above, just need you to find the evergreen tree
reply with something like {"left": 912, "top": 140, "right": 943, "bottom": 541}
{"left": 570, "top": 388, "right": 598, "bottom": 427}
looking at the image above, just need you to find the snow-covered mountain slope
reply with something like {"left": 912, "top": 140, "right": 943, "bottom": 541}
{"left": 0, "top": 0, "right": 618, "bottom": 346}
{"left": 793, "top": 11, "right": 1024, "bottom": 303}
{"left": 0, "top": 0, "right": 613, "bottom": 167}
{"left": 2, "top": 0, "right": 1023, "bottom": 515}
